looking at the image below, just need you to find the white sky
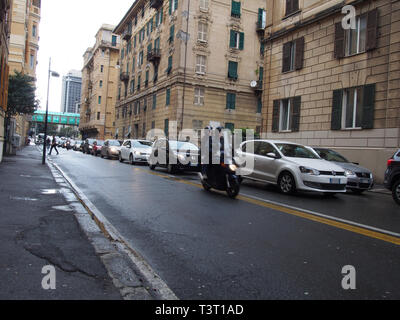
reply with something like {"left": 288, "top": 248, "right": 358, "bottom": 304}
{"left": 36, "top": 0, "right": 134, "bottom": 113}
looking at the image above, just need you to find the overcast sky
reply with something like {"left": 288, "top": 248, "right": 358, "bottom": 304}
{"left": 36, "top": 0, "right": 134, "bottom": 113}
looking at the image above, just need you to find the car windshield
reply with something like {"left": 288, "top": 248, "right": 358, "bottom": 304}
{"left": 88, "top": 139, "right": 96, "bottom": 144}
{"left": 275, "top": 143, "right": 319, "bottom": 159}
{"left": 109, "top": 140, "right": 121, "bottom": 146}
{"left": 96, "top": 141, "right": 105, "bottom": 146}
{"left": 315, "top": 149, "right": 349, "bottom": 163}
{"left": 169, "top": 141, "right": 199, "bottom": 152}
{"left": 133, "top": 140, "right": 152, "bottom": 148}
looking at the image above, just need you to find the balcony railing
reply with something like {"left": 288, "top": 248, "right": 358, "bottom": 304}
{"left": 120, "top": 72, "right": 129, "bottom": 82}
{"left": 122, "top": 28, "right": 132, "bottom": 41}
{"left": 150, "top": 0, "right": 163, "bottom": 10}
{"left": 147, "top": 48, "right": 161, "bottom": 63}
{"left": 256, "top": 21, "right": 265, "bottom": 35}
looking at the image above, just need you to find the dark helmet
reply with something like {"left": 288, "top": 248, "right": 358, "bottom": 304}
{"left": 216, "top": 126, "right": 224, "bottom": 133}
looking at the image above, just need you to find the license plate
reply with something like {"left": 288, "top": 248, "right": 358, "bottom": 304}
{"left": 360, "top": 179, "right": 370, "bottom": 184}
{"left": 330, "top": 178, "right": 341, "bottom": 184}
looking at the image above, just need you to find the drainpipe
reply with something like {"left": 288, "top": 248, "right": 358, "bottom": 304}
{"left": 180, "top": 0, "right": 191, "bottom": 133}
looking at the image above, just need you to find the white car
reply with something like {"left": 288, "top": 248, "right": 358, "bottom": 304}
{"left": 236, "top": 140, "right": 348, "bottom": 195}
{"left": 119, "top": 139, "right": 153, "bottom": 165}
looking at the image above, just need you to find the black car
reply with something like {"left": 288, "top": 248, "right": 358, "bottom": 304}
{"left": 384, "top": 149, "right": 400, "bottom": 205}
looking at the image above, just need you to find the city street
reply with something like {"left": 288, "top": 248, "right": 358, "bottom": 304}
{"left": 47, "top": 147, "right": 400, "bottom": 300}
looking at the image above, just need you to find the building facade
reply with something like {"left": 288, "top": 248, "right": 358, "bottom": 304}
{"left": 0, "top": 0, "right": 11, "bottom": 163}
{"left": 61, "top": 70, "right": 82, "bottom": 114}
{"left": 261, "top": 0, "right": 400, "bottom": 182}
{"left": 79, "top": 24, "right": 120, "bottom": 140}
{"left": 6, "top": 0, "right": 41, "bottom": 152}
{"left": 113, "top": 0, "right": 266, "bottom": 141}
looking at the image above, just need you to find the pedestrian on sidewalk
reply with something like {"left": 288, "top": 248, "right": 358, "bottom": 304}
{"left": 46, "top": 137, "right": 51, "bottom": 151}
{"left": 48, "top": 135, "right": 59, "bottom": 155}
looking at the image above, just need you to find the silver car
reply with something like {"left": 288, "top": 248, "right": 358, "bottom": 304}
{"left": 310, "top": 147, "right": 374, "bottom": 194}
{"left": 119, "top": 139, "right": 153, "bottom": 165}
{"left": 101, "top": 139, "right": 122, "bottom": 159}
{"left": 236, "top": 140, "right": 348, "bottom": 195}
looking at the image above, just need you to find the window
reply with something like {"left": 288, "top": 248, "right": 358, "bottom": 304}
{"left": 346, "top": 15, "right": 367, "bottom": 56}
{"left": 272, "top": 97, "right": 301, "bottom": 132}
{"left": 200, "top": 0, "right": 209, "bottom": 10}
{"left": 282, "top": 37, "right": 304, "bottom": 72}
{"left": 194, "top": 87, "right": 204, "bottom": 105}
{"left": 30, "top": 54, "right": 34, "bottom": 69}
{"left": 97, "top": 112, "right": 100, "bottom": 120}
{"left": 137, "top": 75, "right": 141, "bottom": 90}
{"left": 164, "top": 119, "right": 169, "bottom": 136}
{"left": 169, "top": 0, "right": 178, "bottom": 15}
{"left": 225, "top": 123, "right": 235, "bottom": 132}
{"left": 101, "top": 65, "right": 104, "bottom": 73}
{"left": 130, "top": 79, "right": 135, "bottom": 93}
{"left": 226, "top": 93, "right": 236, "bottom": 110}
{"left": 152, "top": 121, "right": 156, "bottom": 129}
{"left": 99, "top": 80, "right": 103, "bottom": 88}
{"left": 155, "top": 9, "right": 163, "bottom": 27}
{"left": 331, "top": 85, "right": 375, "bottom": 130}
{"left": 139, "top": 51, "right": 144, "bottom": 66}
{"left": 112, "top": 35, "right": 117, "bottom": 46}
{"left": 154, "top": 37, "right": 160, "bottom": 49}
{"left": 228, "top": 61, "right": 238, "bottom": 80}
{"left": 285, "top": 0, "right": 299, "bottom": 17}
{"left": 257, "top": 9, "right": 267, "bottom": 29}
{"left": 231, "top": 1, "right": 241, "bottom": 18}
{"left": 98, "top": 96, "right": 102, "bottom": 104}
{"left": 198, "top": 22, "right": 208, "bottom": 42}
{"left": 32, "top": 24, "right": 37, "bottom": 37}
{"left": 166, "top": 88, "right": 171, "bottom": 106}
{"left": 145, "top": 70, "right": 149, "bottom": 87}
{"left": 167, "top": 56, "right": 172, "bottom": 74}
{"left": 335, "top": 9, "right": 378, "bottom": 59}
{"left": 229, "top": 30, "right": 244, "bottom": 50}
{"left": 196, "top": 55, "right": 206, "bottom": 74}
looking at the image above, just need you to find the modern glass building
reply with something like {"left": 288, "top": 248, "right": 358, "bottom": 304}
{"left": 61, "top": 70, "right": 82, "bottom": 114}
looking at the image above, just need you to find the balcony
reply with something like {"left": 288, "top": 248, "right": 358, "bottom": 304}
{"left": 120, "top": 72, "right": 129, "bottom": 82}
{"left": 85, "top": 108, "right": 91, "bottom": 116}
{"left": 147, "top": 48, "right": 161, "bottom": 63}
{"left": 251, "top": 80, "right": 263, "bottom": 94}
{"left": 122, "top": 27, "right": 132, "bottom": 41}
{"left": 150, "top": 0, "right": 163, "bottom": 10}
{"left": 256, "top": 21, "right": 265, "bottom": 36}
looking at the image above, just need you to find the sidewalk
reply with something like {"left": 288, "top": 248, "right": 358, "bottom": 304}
{"left": 0, "top": 146, "right": 122, "bottom": 299}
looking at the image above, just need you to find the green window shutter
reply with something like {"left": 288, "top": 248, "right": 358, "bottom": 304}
{"left": 231, "top": 1, "right": 241, "bottom": 18}
{"left": 362, "top": 84, "right": 375, "bottom": 129}
{"left": 174, "top": 0, "right": 178, "bottom": 11}
{"left": 145, "top": 70, "right": 149, "bottom": 82}
{"left": 150, "top": 18, "right": 153, "bottom": 32}
{"left": 166, "top": 88, "right": 171, "bottom": 106}
{"left": 170, "top": 25, "right": 175, "bottom": 42}
{"left": 226, "top": 93, "right": 236, "bottom": 109}
{"left": 167, "top": 56, "right": 172, "bottom": 74}
{"left": 334, "top": 22, "right": 345, "bottom": 59}
{"left": 272, "top": 100, "right": 280, "bottom": 132}
{"left": 258, "top": 8, "right": 263, "bottom": 24}
{"left": 257, "top": 97, "right": 262, "bottom": 113}
{"left": 259, "top": 67, "right": 264, "bottom": 81}
{"left": 331, "top": 89, "right": 343, "bottom": 130}
{"left": 229, "top": 30, "right": 236, "bottom": 48}
{"left": 282, "top": 41, "right": 292, "bottom": 73}
{"left": 153, "top": 94, "right": 157, "bottom": 109}
{"left": 291, "top": 96, "right": 301, "bottom": 132}
{"left": 260, "top": 42, "right": 265, "bottom": 55}
{"left": 228, "top": 61, "right": 238, "bottom": 79}
{"left": 169, "top": 0, "right": 172, "bottom": 15}
{"left": 239, "top": 32, "right": 244, "bottom": 50}
{"left": 134, "top": 35, "right": 136, "bottom": 48}
{"left": 160, "top": 8, "right": 163, "bottom": 23}
{"left": 164, "top": 119, "right": 169, "bottom": 136}
{"left": 225, "top": 123, "right": 235, "bottom": 132}
{"left": 156, "top": 12, "right": 159, "bottom": 26}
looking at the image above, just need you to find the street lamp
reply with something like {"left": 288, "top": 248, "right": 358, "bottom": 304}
{"left": 42, "top": 58, "right": 60, "bottom": 165}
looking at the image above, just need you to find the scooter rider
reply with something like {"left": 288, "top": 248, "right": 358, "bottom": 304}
{"left": 201, "top": 126, "right": 225, "bottom": 179}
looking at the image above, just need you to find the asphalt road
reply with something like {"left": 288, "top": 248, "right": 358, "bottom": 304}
{"left": 48, "top": 147, "right": 400, "bottom": 300}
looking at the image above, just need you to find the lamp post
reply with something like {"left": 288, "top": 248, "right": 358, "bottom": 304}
{"left": 42, "top": 58, "right": 60, "bottom": 165}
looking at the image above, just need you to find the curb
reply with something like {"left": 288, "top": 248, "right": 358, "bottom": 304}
{"left": 43, "top": 153, "right": 178, "bottom": 300}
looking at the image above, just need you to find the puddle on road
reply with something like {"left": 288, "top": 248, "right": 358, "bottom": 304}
{"left": 41, "top": 189, "right": 59, "bottom": 195}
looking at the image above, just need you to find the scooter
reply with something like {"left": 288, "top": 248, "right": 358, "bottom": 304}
{"left": 199, "top": 161, "right": 241, "bottom": 199}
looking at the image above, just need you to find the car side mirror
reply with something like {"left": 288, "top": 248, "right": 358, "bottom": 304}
{"left": 353, "top": 162, "right": 360, "bottom": 165}
{"left": 267, "top": 153, "right": 278, "bottom": 159}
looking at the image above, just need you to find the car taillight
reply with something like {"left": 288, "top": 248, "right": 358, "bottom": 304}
{"left": 387, "top": 159, "right": 394, "bottom": 167}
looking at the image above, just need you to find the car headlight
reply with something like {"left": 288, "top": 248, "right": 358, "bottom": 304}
{"left": 110, "top": 147, "right": 117, "bottom": 152}
{"left": 229, "top": 164, "right": 237, "bottom": 172}
{"left": 345, "top": 169, "right": 355, "bottom": 177}
{"left": 299, "top": 166, "right": 320, "bottom": 175}
{"left": 134, "top": 151, "right": 140, "bottom": 156}
{"left": 178, "top": 154, "right": 186, "bottom": 162}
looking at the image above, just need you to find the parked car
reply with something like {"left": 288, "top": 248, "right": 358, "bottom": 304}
{"left": 236, "top": 140, "right": 348, "bottom": 195}
{"left": 119, "top": 139, "right": 153, "bottom": 164}
{"left": 101, "top": 140, "right": 122, "bottom": 159}
{"left": 83, "top": 139, "right": 97, "bottom": 154}
{"left": 384, "top": 149, "right": 400, "bottom": 205}
{"left": 309, "top": 147, "right": 374, "bottom": 194}
{"left": 148, "top": 139, "right": 200, "bottom": 173}
{"left": 92, "top": 140, "right": 105, "bottom": 156}
{"left": 72, "top": 140, "right": 83, "bottom": 151}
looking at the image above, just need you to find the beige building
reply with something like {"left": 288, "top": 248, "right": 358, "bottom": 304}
{"left": 79, "top": 24, "right": 121, "bottom": 140}
{"left": 7, "top": 0, "right": 41, "bottom": 149}
{"left": 0, "top": 0, "right": 11, "bottom": 163}
{"left": 261, "top": 0, "right": 400, "bottom": 182}
{"left": 113, "top": 0, "right": 266, "bottom": 141}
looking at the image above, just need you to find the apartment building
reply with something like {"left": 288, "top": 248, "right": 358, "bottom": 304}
{"left": 0, "top": 0, "right": 11, "bottom": 163}
{"left": 6, "top": 0, "right": 41, "bottom": 152}
{"left": 79, "top": 24, "right": 120, "bottom": 140}
{"left": 261, "top": 0, "right": 400, "bottom": 182}
{"left": 113, "top": 0, "right": 266, "bottom": 141}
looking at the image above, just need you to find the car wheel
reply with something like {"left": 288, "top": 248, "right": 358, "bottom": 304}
{"left": 150, "top": 163, "right": 157, "bottom": 170}
{"left": 129, "top": 154, "right": 135, "bottom": 165}
{"left": 392, "top": 180, "right": 400, "bottom": 205}
{"left": 167, "top": 164, "right": 176, "bottom": 174}
{"left": 278, "top": 172, "right": 296, "bottom": 195}
{"left": 119, "top": 153, "right": 124, "bottom": 163}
